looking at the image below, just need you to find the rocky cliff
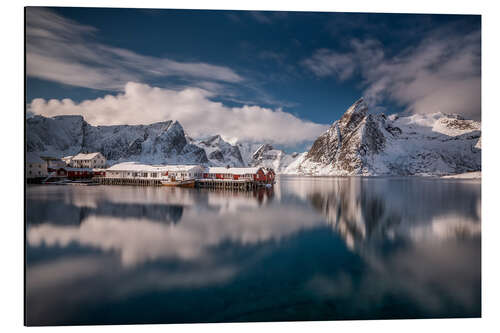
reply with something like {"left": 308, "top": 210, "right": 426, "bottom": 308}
{"left": 284, "top": 98, "right": 481, "bottom": 176}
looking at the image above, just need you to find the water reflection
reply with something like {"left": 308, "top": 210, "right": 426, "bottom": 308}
{"left": 283, "top": 177, "right": 481, "bottom": 319}
{"left": 284, "top": 177, "right": 481, "bottom": 249}
{"left": 25, "top": 176, "right": 481, "bottom": 325}
{"left": 27, "top": 185, "right": 318, "bottom": 267}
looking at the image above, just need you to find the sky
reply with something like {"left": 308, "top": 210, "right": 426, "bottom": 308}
{"left": 25, "top": 7, "right": 481, "bottom": 151}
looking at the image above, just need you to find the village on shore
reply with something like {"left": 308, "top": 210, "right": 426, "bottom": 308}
{"left": 26, "top": 151, "right": 276, "bottom": 190}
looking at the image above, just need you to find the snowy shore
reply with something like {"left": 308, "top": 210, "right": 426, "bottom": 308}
{"left": 441, "top": 171, "right": 481, "bottom": 179}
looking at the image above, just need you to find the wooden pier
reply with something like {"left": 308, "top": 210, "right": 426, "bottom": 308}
{"left": 195, "top": 179, "right": 260, "bottom": 191}
{"left": 97, "top": 177, "right": 162, "bottom": 186}
{"left": 95, "top": 176, "right": 270, "bottom": 191}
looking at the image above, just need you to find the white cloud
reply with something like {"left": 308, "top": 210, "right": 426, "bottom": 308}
{"left": 29, "top": 82, "right": 329, "bottom": 145}
{"left": 301, "top": 49, "right": 357, "bottom": 80}
{"left": 26, "top": 8, "right": 243, "bottom": 91}
{"left": 303, "top": 30, "right": 481, "bottom": 120}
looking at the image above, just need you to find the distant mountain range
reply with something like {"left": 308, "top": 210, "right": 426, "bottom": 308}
{"left": 26, "top": 98, "right": 481, "bottom": 176}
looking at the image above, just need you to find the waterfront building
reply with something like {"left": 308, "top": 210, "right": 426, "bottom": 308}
{"left": 204, "top": 167, "right": 268, "bottom": 182}
{"left": 105, "top": 162, "right": 204, "bottom": 181}
{"left": 40, "top": 156, "right": 66, "bottom": 171}
{"left": 26, "top": 152, "right": 48, "bottom": 179}
{"left": 70, "top": 152, "right": 107, "bottom": 169}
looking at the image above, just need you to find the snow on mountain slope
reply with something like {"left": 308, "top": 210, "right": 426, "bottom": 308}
{"left": 27, "top": 115, "right": 208, "bottom": 165}
{"left": 27, "top": 115, "right": 86, "bottom": 156}
{"left": 287, "top": 98, "right": 481, "bottom": 176}
{"left": 28, "top": 115, "right": 253, "bottom": 167}
{"left": 247, "top": 143, "right": 301, "bottom": 172}
{"left": 235, "top": 142, "right": 264, "bottom": 166}
{"left": 281, "top": 152, "right": 308, "bottom": 174}
{"left": 190, "top": 135, "right": 245, "bottom": 167}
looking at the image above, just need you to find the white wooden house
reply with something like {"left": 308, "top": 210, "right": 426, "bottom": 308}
{"left": 70, "top": 152, "right": 107, "bottom": 169}
{"left": 105, "top": 162, "right": 204, "bottom": 181}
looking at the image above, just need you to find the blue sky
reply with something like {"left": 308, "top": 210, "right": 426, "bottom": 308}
{"left": 26, "top": 7, "right": 481, "bottom": 151}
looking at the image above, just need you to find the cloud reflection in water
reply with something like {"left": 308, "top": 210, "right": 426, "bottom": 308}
{"left": 25, "top": 177, "right": 481, "bottom": 324}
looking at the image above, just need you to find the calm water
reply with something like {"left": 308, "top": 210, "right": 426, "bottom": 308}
{"left": 25, "top": 176, "right": 481, "bottom": 325}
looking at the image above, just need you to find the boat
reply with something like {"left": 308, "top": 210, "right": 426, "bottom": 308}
{"left": 67, "top": 181, "right": 99, "bottom": 186}
{"left": 161, "top": 179, "right": 196, "bottom": 188}
{"left": 43, "top": 179, "right": 71, "bottom": 185}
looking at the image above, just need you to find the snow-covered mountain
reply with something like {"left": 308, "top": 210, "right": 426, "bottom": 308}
{"left": 247, "top": 143, "right": 301, "bottom": 172}
{"left": 26, "top": 114, "right": 290, "bottom": 168}
{"left": 189, "top": 134, "right": 245, "bottom": 167}
{"left": 284, "top": 98, "right": 481, "bottom": 176}
{"left": 27, "top": 115, "right": 209, "bottom": 165}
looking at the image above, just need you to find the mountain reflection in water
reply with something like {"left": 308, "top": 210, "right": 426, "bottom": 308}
{"left": 26, "top": 176, "right": 481, "bottom": 325}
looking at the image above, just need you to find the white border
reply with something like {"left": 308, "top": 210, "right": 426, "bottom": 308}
{"left": 2, "top": 0, "right": 500, "bottom": 332}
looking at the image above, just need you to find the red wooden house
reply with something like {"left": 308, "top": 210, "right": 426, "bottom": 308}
{"left": 65, "top": 167, "right": 94, "bottom": 180}
{"left": 264, "top": 168, "right": 276, "bottom": 183}
{"left": 205, "top": 167, "right": 268, "bottom": 182}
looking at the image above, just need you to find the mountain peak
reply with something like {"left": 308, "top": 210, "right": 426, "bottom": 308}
{"left": 200, "top": 134, "right": 223, "bottom": 146}
{"left": 340, "top": 97, "right": 368, "bottom": 123}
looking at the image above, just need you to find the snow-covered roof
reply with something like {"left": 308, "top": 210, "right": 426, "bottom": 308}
{"left": 62, "top": 155, "right": 73, "bottom": 161}
{"left": 26, "top": 152, "right": 45, "bottom": 164}
{"left": 72, "top": 152, "right": 103, "bottom": 160}
{"left": 162, "top": 165, "right": 204, "bottom": 172}
{"left": 107, "top": 162, "right": 203, "bottom": 172}
{"left": 207, "top": 167, "right": 262, "bottom": 175}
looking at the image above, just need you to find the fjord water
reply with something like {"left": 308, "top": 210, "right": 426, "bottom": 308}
{"left": 25, "top": 176, "right": 481, "bottom": 325}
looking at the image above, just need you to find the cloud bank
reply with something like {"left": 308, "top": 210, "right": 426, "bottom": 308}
{"left": 303, "top": 28, "right": 481, "bottom": 120}
{"left": 26, "top": 8, "right": 243, "bottom": 91}
{"left": 30, "top": 82, "right": 329, "bottom": 145}
{"left": 27, "top": 8, "right": 326, "bottom": 145}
